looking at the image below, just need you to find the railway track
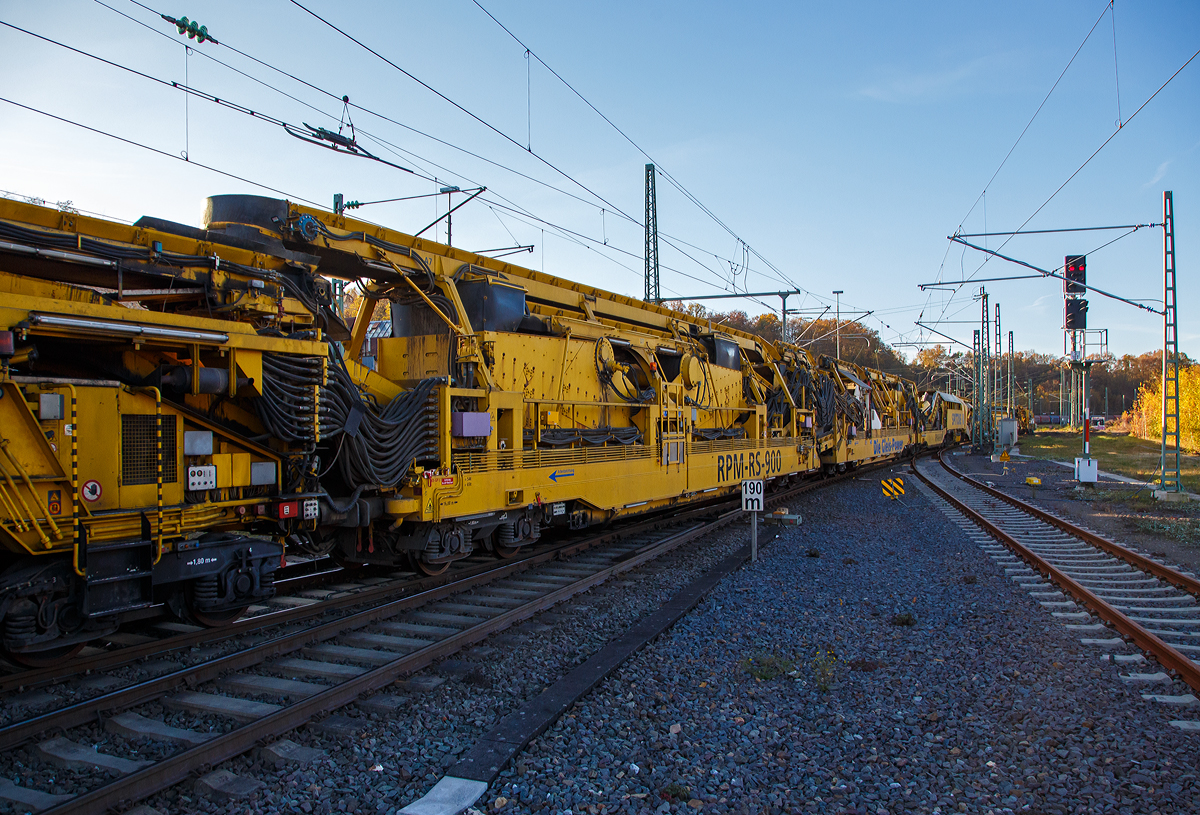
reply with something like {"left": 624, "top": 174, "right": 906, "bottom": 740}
{"left": 0, "top": 462, "right": 880, "bottom": 813}
{"left": 0, "top": 548, "right": 568, "bottom": 698}
{"left": 913, "top": 451, "right": 1200, "bottom": 725}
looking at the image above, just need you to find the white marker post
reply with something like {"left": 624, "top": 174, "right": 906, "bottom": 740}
{"left": 742, "top": 479, "right": 764, "bottom": 562}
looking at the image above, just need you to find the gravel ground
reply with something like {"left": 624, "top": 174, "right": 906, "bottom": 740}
{"left": 480, "top": 472, "right": 1199, "bottom": 815}
{"left": 118, "top": 517, "right": 752, "bottom": 815}
{"left": 3, "top": 473, "right": 1197, "bottom": 815}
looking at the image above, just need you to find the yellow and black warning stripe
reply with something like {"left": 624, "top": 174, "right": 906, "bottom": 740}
{"left": 882, "top": 477, "right": 905, "bottom": 499}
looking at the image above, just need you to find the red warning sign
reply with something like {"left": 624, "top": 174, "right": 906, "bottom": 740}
{"left": 81, "top": 480, "right": 103, "bottom": 502}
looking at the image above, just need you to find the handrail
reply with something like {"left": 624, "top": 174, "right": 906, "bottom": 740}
{"left": 0, "top": 438, "right": 61, "bottom": 546}
{"left": 64, "top": 384, "right": 84, "bottom": 576}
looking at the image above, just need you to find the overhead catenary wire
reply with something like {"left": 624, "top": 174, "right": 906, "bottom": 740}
{"left": 104, "top": 0, "right": 785, "bottom": 303}
{"left": 954, "top": 2, "right": 1114, "bottom": 233}
{"left": 287, "top": 0, "right": 639, "bottom": 227}
{"left": 85, "top": 2, "right": 915, "bottom": 339}
{"left": 469, "top": 1, "right": 815, "bottom": 300}
{"left": 0, "top": 18, "right": 438, "bottom": 184}
{"left": 287, "top": 0, "right": 809, "bottom": 303}
{"left": 0, "top": 96, "right": 323, "bottom": 208}
{"left": 920, "top": 4, "right": 1199, "bottom": 349}
{"left": 918, "top": 1, "right": 1121, "bottom": 345}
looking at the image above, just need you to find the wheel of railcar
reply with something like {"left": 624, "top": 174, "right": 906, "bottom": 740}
{"left": 184, "top": 577, "right": 248, "bottom": 627}
{"left": 187, "top": 600, "right": 248, "bottom": 628}
{"left": 493, "top": 541, "right": 520, "bottom": 559}
{"left": 411, "top": 554, "right": 450, "bottom": 576}
{"left": 492, "top": 523, "right": 521, "bottom": 559}
{"left": 4, "top": 642, "right": 85, "bottom": 668}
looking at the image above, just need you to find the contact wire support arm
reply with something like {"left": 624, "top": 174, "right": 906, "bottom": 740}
{"left": 948, "top": 236, "right": 1163, "bottom": 315}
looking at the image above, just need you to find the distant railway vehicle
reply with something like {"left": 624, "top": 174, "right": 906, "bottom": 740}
{"left": 0, "top": 194, "right": 968, "bottom": 662}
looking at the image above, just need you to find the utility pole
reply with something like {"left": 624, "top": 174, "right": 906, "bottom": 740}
{"left": 973, "top": 329, "right": 983, "bottom": 451}
{"left": 644, "top": 164, "right": 661, "bottom": 304}
{"left": 833, "top": 290, "right": 844, "bottom": 359}
{"left": 995, "top": 303, "right": 1002, "bottom": 420}
{"left": 1159, "top": 190, "right": 1182, "bottom": 499}
{"left": 1008, "top": 330, "right": 1014, "bottom": 415}
{"left": 981, "top": 289, "right": 992, "bottom": 448}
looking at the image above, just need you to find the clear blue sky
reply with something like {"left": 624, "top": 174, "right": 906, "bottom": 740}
{"left": 1, "top": 1, "right": 1196, "bottom": 359}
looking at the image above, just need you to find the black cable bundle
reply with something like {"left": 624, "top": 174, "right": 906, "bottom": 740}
{"left": 318, "top": 346, "right": 441, "bottom": 488}
{"left": 812, "top": 375, "right": 837, "bottom": 431}
{"left": 533, "top": 427, "right": 643, "bottom": 447}
{"left": 258, "top": 345, "right": 441, "bottom": 489}
{"left": 905, "top": 390, "right": 930, "bottom": 430}
{"left": 767, "top": 363, "right": 837, "bottom": 431}
{"left": 836, "top": 391, "right": 866, "bottom": 429}
{"left": 690, "top": 427, "right": 747, "bottom": 441}
{"left": 258, "top": 352, "right": 324, "bottom": 443}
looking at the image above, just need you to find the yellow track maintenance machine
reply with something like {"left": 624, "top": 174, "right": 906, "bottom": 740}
{"left": 0, "top": 193, "right": 963, "bottom": 662}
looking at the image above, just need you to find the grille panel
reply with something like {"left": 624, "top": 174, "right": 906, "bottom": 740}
{"left": 121, "top": 414, "right": 178, "bottom": 486}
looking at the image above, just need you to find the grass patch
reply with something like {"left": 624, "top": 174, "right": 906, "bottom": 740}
{"left": 661, "top": 783, "right": 690, "bottom": 801}
{"left": 811, "top": 647, "right": 839, "bottom": 691}
{"left": 1131, "top": 517, "right": 1200, "bottom": 546}
{"left": 1020, "top": 430, "right": 1200, "bottom": 493}
{"left": 740, "top": 651, "right": 795, "bottom": 681}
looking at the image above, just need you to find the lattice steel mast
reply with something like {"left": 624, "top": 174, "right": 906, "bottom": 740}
{"left": 1161, "top": 190, "right": 1181, "bottom": 496}
{"left": 644, "top": 164, "right": 661, "bottom": 304}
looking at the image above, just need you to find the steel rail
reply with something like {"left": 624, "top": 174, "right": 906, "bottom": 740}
{"left": 0, "top": 502, "right": 716, "bottom": 693}
{"left": 0, "top": 507, "right": 714, "bottom": 751}
{"left": 937, "top": 453, "right": 1200, "bottom": 598}
{"left": 38, "top": 521, "right": 715, "bottom": 815}
{"left": 0, "top": 450, "right": 900, "bottom": 815}
{"left": 911, "top": 456, "right": 1200, "bottom": 696}
{"left": 2, "top": 454, "right": 886, "bottom": 692}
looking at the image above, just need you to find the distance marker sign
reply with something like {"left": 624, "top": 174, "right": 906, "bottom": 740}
{"left": 741, "top": 480, "right": 763, "bottom": 512}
